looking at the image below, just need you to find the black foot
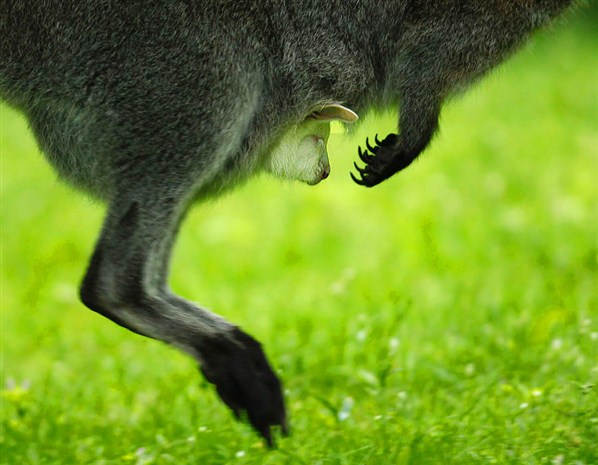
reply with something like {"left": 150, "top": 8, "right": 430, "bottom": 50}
{"left": 199, "top": 328, "right": 288, "bottom": 447}
{"left": 351, "top": 133, "right": 407, "bottom": 187}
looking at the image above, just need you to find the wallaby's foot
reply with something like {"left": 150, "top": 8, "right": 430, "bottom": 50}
{"left": 351, "top": 133, "right": 405, "bottom": 187}
{"left": 199, "top": 327, "right": 288, "bottom": 447}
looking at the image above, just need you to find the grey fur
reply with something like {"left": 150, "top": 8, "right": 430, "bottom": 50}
{"left": 0, "top": 0, "right": 575, "bottom": 445}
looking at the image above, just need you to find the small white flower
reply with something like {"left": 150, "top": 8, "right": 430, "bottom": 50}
{"left": 552, "top": 454, "right": 564, "bottom": 465}
{"left": 330, "top": 281, "right": 345, "bottom": 295}
{"left": 520, "top": 402, "right": 529, "bottom": 409}
{"left": 464, "top": 363, "right": 475, "bottom": 376}
{"left": 356, "top": 330, "right": 367, "bottom": 342}
{"left": 235, "top": 451, "right": 246, "bottom": 458}
{"left": 338, "top": 397, "right": 354, "bottom": 422}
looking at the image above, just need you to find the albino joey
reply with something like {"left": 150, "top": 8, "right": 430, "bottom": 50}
{"left": 266, "top": 104, "right": 358, "bottom": 185}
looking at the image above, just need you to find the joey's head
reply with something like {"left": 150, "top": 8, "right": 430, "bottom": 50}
{"left": 266, "top": 104, "right": 358, "bottom": 185}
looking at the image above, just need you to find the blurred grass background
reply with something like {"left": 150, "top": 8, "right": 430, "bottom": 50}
{"left": 1, "top": 6, "right": 597, "bottom": 465}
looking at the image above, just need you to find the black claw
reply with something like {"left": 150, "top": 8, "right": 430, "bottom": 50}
{"left": 353, "top": 161, "right": 366, "bottom": 175}
{"left": 351, "top": 171, "right": 365, "bottom": 185}
{"left": 351, "top": 132, "right": 403, "bottom": 188}
{"left": 358, "top": 146, "right": 371, "bottom": 164}
{"left": 262, "top": 427, "right": 274, "bottom": 448}
{"left": 366, "top": 137, "right": 376, "bottom": 154}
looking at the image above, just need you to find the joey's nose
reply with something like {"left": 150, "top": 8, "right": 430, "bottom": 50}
{"left": 321, "top": 166, "right": 330, "bottom": 179}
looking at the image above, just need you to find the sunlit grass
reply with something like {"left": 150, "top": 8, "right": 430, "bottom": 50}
{"left": 1, "top": 13, "right": 597, "bottom": 465}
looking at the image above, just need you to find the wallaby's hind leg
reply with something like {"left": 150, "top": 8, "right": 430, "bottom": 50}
{"left": 79, "top": 183, "right": 287, "bottom": 446}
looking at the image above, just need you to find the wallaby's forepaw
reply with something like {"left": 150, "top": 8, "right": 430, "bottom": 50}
{"left": 351, "top": 133, "right": 405, "bottom": 187}
{"left": 199, "top": 328, "right": 288, "bottom": 447}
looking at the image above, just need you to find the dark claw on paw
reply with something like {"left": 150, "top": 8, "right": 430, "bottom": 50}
{"left": 199, "top": 328, "right": 288, "bottom": 447}
{"left": 350, "top": 171, "right": 367, "bottom": 186}
{"left": 353, "top": 161, "right": 366, "bottom": 176}
{"left": 365, "top": 137, "right": 377, "bottom": 154}
{"left": 351, "top": 133, "right": 401, "bottom": 187}
{"left": 357, "top": 146, "right": 371, "bottom": 164}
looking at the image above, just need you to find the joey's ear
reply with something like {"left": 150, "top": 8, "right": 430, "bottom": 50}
{"left": 311, "top": 104, "right": 359, "bottom": 123}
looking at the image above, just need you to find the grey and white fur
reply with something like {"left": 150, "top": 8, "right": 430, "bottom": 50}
{"left": 0, "top": 0, "right": 575, "bottom": 446}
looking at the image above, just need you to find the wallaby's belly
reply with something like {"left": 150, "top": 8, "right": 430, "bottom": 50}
{"left": 1, "top": 2, "right": 273, "bottom": 201}
{"left": 25, "top": 102, "right": 117, "bottom": 200}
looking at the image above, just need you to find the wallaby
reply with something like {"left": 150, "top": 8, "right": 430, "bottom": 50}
{"left": 0, "top": 0, "right": 575, "bottom": 446}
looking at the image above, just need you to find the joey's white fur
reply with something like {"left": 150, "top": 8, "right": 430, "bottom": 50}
{"left": 265, "top": 104, "right": 358, "bottom": 185}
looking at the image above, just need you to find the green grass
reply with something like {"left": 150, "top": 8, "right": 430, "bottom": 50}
{"left": 1, "top": 13, "right": 597, "bottom": 465}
